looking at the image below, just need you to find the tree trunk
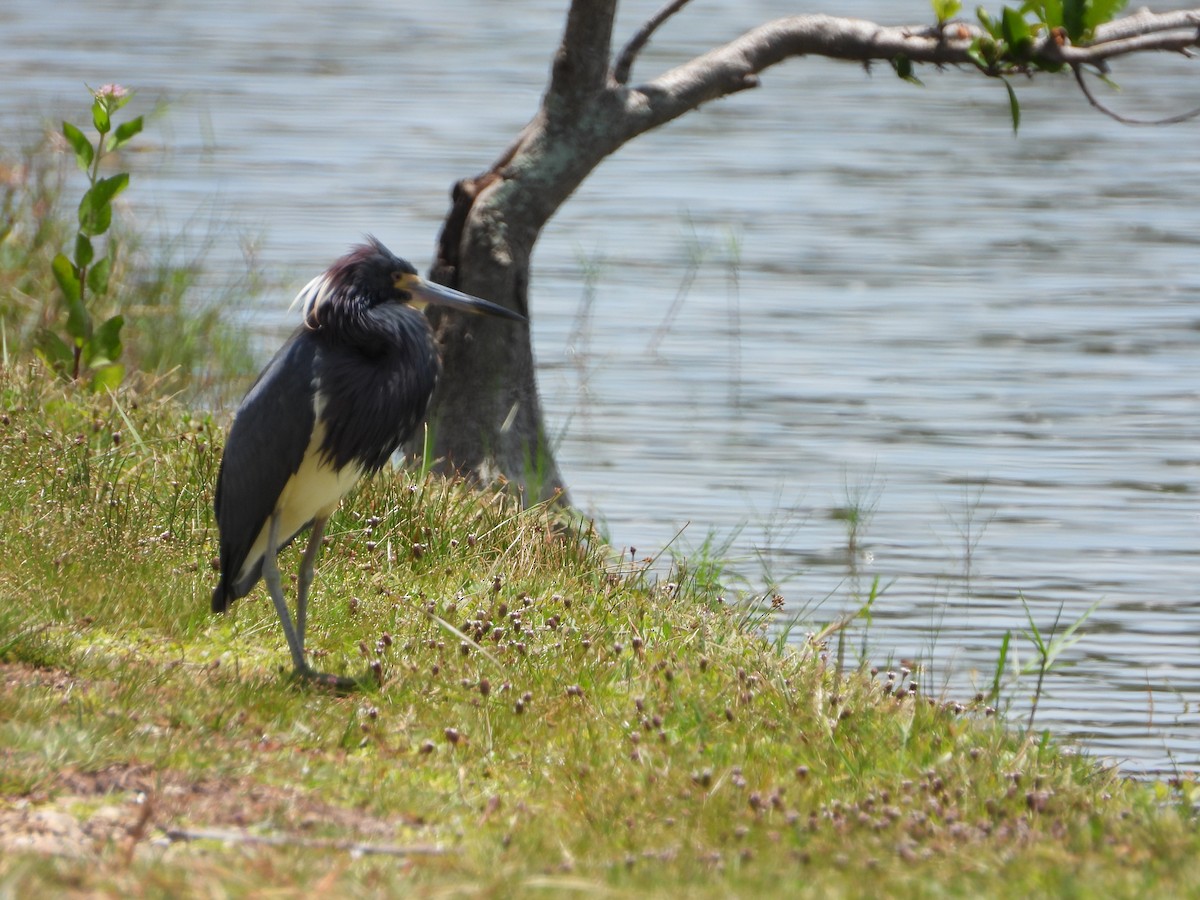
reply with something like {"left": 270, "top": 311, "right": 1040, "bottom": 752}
{"left": 413, "top": 1, "right": 1200, "bottom": 503}
{"left": 420, "top": 173, "right": 566, "bottom": 504}
{"left": 415, "top": 0, "right": 627, "bottom": 504}
{"left": 419, "top": 114, "right": 625, "bottom": 504}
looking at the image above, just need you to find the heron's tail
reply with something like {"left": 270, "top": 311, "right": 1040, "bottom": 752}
{"left": 211, "top": 559, "right": 263, "bottom": 613}
{"left": 212, "top": 583, "right": 231, "bottom": 614}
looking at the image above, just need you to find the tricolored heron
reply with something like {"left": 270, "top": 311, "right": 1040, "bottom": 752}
{"left": 211, "top": 236, "right": 523, "bottom": 688}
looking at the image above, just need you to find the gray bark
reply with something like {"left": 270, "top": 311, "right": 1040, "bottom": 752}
{"left": 415, "top": 2, "right": 1200, "bottom": 502}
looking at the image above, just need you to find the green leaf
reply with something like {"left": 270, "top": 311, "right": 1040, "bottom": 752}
{"left": 1062, "top": 0, "right": 1085, "bottom": 40}
{"left": 1033, "top": 0, "right": 1064, "bottom": 29}
{"left": 87, "top": 256, "right": 112, "bottom": 297}
{"left": 78, "top": 201, "right": 111, "bottom": 237}
{"left": 51, "top": 252, "right": 81, "bottom": 307}
{"left": 1001, "top": 6, "right": 1032, "bottom": 55}
{"left": 34, "top": 329, "right": 73, "bottom": 373}
{"left": 77, "top": 173, "right": 129, "bottom": 236}
{"left": 91, "top": 97, "right": 110, "bottom": 134}
{"left": 88, "top": 173, "right": 130, "bottom": 210}
{"left": 1003, "top": 77, "right": 1021, "bottom": 133}
{"left": 989, "top": 629, "right": 1012, "bottom": 702}
{"left": 88, "top": 362, "right": 125, "bottom": 393}
{"left": 66, "top": 302, "right": 90, "bottom": 344}
{"left": 1058, "top": 0, "right": 1128, "bottom": 38}
{"left": 932, "top": 0, "right": 962, "bottom": 23}
{"left": 105, "top": 116, "right": 143, "bottom": 153}
{"left": 966, "top": 39, "right": 990, "bottom": 70}
{"left": 61, "top": 122, "right": 94, "bottom": 173}
{"left": 73, "top": 233, "right": 94, "bottom": 269}
{"left": 106, "top": 90, "right": 133, "bottom": 113}
{"left": 84, "top": 314, "right": 124, "bottom": 367}
{"left": 976, "top": 6, "right": 1003, "bottom": 38}
{"left": 967, "top": 34, "right": 1002, "bottom": 70}
{"left": 891, "top": 55, "right": 924, "bottom": 85}
{"left": 1086, "top": 0, "right": 1127, "bottom": 33}
{"left": 53, "top": 253, "right": 90, "bottom": 342}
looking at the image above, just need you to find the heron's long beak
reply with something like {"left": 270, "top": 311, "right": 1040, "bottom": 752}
{"left": 406, "top": 276, "right": 525, "bottom": 322}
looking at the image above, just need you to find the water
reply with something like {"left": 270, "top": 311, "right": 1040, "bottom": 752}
{"left": 4, "top": 0, "right": 1199, "bottom": 773}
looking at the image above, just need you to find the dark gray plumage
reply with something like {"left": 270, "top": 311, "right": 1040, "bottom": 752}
{"left": 212, "top": 236, "right": 523, "bottom": 688}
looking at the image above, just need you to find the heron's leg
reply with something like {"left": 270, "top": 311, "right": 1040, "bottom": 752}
{"left": 263, "top": 514, "right": 358, "bottom": 692}
{"left": 260, "top": 511, "right": 309, "bottom": 675}
{"left": 295, "top": 515, "right": 328, "bottom": 647}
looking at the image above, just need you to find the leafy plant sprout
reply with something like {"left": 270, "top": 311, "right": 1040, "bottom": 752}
{"left": 1016, "top": 595, "right": 1102, "bottom": 732}
{"left": 38, "top": 83, "right": 143, "bottom": 390}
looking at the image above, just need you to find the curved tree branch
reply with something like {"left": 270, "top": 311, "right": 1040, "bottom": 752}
{"left": 621, "top": 11, "right": 1200, "bottom": 139}
{"left": 1091, "top": 7, "right": 1200, "bottom": 43}
{"left": 613, "top": 0, "right": 694, "bottom": 85}
{"left": 1053, "top": 28, "right": 1200, "bottom": 64}
{"left": 1073, "top": 62, "right": 1200, "bottom": 125}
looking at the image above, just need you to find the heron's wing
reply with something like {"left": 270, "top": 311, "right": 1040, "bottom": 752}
{"left": 212, "top": 329, "right": 317, "bottom": 609}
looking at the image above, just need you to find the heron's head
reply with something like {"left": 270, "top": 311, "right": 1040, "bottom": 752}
{"left": 298, "top": 236, "right": 524, "bottom": 330}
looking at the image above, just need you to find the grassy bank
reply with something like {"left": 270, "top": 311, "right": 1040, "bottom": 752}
{"left": 1, "top": 364, "right": 1198, "bottom": 897}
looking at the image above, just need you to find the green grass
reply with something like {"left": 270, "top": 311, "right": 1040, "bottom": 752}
{"left": 1, "top": 364, "right": 1199, "bottom": 898}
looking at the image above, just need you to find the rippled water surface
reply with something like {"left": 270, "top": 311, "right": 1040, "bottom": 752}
{"left": 4, "top": 0, "right": 1199, "bottom": 772}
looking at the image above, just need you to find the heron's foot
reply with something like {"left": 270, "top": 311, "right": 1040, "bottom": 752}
{"left": 289, "top": 664, "right": 365, "bottom": 694}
